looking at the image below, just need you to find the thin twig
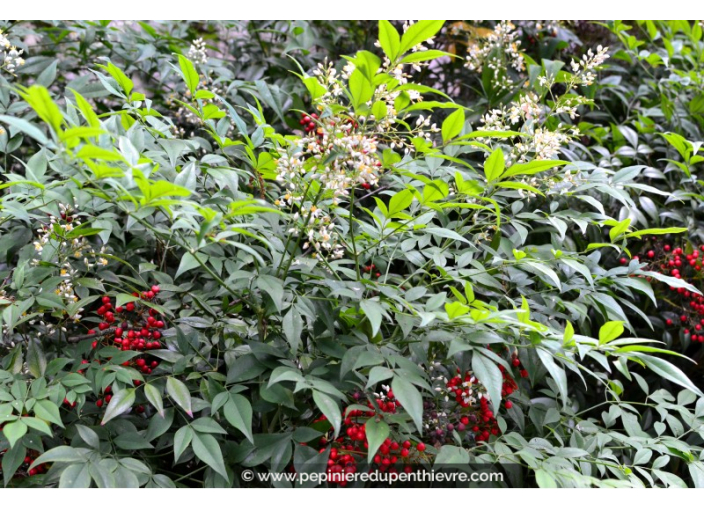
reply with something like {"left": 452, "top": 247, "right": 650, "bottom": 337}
{"left": 67, "top": 327, "right": 116, "bottom": 344}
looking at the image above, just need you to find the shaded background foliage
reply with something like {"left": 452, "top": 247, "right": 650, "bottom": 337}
{"left": 1, "top": 20, "right": 704, "bottom": 488}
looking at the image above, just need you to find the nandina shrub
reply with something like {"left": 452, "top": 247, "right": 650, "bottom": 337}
{"left": 1, "top": 20, "right": 704, "bottom": 489}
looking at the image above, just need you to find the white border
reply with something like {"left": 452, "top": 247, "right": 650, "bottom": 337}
{"left": 3, "top": 3, "right": 699, "bottom": 20}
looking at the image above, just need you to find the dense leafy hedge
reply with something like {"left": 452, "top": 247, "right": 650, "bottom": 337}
{"left": 2, "top": 20, "right": 704, "bottom": 488}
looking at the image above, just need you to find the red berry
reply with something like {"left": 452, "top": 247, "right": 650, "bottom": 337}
{"left": 416, "top": 443, "right": 426, "bottom": 452}
{"left": 96, "top": 399, "right": 103, "bottom": 408}
{"left": 647, "top": 250, "right": 655, "bottom": 258}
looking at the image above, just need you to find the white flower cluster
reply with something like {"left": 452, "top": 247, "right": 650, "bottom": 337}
{"left": 477, "top": 46, "right": 610, "bottom": 167}
{"left": 569, "top": 45, "right": 609, "bottom": 86}
{"left": 0, "top": 30, "right": 25, "bottom": 75}
{"left": 187, "top": 38, "right": 208, "bottom": 65}
{"left": 32, "top": 203, "right": 108, "bottom": 316}
{"left": 465, "top": 21, "right": 524, "bottom": 92}
{"left": 275, "top": 57, "right": 438, "bottom": 261}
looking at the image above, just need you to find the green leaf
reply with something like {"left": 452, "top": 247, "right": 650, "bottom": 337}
{"left": 536, "top": 349, "right": 568, "bottom": 406}
{"left": 400, "top": 50, "right": 453, "bottom": 64}
{"left": 360, "top": 299, "right": 384, "bottom": 337}
{"left": 638, "top": 354, "right": 704, "bottom": 397}
{"left": 391, "top": 376, "right": 423, "bottom": 432}
{"left": 599, "top": 321, "right": 624, "bottom": 345}
{"left": 101, "top": 388, "right": 136, "bottom": 425}
{"left": 192, "top": 432, "right": 229, "bottom": 481}
{"left": 349, "top": 69, "right": 374, "bottom": 110}
{"left": 312, "top": 390, "right": 342, "bottom": 438}
{"left": 2, "top": 444, "right": 26, "bottom": 487}
{"left": 472, "top": 353, "right": 502, "bottom": 408}
{"left": 33, "top": 400, "right": 62, "bottom": 426}
{"left": 98, "top": 62, "right": 134, "bottom": 96}
{"left": 0, "top": 115, "right": 49, "bottom": 144}
{"left": 434, "top": 445, "right": 470, "bottom": 464}
{"left": 223, "top": 394, "right": 253, "bottom": 443}
{"left": 399, "top": 20, "right": 445, "bottom": 55}
{"left": 535, "top": 469, "right": 558, "bottom": 488}
{"left": 2, "top": 420, "right": 27, "bottom": 449}
{"left": 564, "top": 321, "right": 575, "bottom": 345}
{"left": 21, "top": 416, "right": 52, "bottom": 436}
{"left": 70, "top": 89, "right": 100, "bottom": 128}
{"left": 365, "top": 418, "right": 390, "bottom": 464}
{"left": 166, "top": 377, "right": 193, "bottom": 417}
{"left": 31, "top": 446, "right": 90, "bottom": 469}
{"left": 441, "top": 108, "right": 465, "bottom": 143}
{"left": 609, "top": 218, "right": 632, "bottom": 241}
{"left": 625, "top": 227, "right": 688, "bottom": 239}
{"left": 501, "top": 159, "right": 567, "bottom": 179}
{"left": 378, "top": 20, "right": 401, "bottom": 61}
{"left": 388, "top": 188, "right": 414, "bottom": 216}
{"left": 257, "top": 275, "right": 285, "bottom": 313}
{"left": 178, "top": 54, "right": 200, "bottom": 96}
{"left": 60, "top": 463, "right": 92, "bottom": 488}
{"left": 484, "top": 148, "right": 505, "bottom": 182}
{"left": 144, "top": 384, "right": 164, "bottom": 418}
{"left": 18, "top": 85, "right": 63, "bottom": 132}
{"left": 173, "top": 425, "right": 193, "bottom": 462}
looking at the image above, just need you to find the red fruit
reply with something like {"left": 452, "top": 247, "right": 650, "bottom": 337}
{"left": 681, "top": 315, "right": 688, "bottom": 322}
{"left": 115, "top": 306, "right": 124, "bottom": 313}
{"left": 416, "top": 443, "right": 426, "bottom": 452}
{"left": 666, "top": 319, "right": 673, "bottom": 326}
{"left": 125, "top": 302, "right": 135, "bottom": 312}
{"left": 619, "top": 257, "right": 628, "bottom": 265}
{"left": 115, "top": 328, "right": 123, "bottom": 337}
{"left": 151, "top": 285, "right": 160, "bottom": 293}
{"left": 647, "top": 250, "right": 655, "bottom": 258}
{"left": 98, "top": 322, "right": 109, "bottom": 331}
{"left": 102, "top": 296, "right": 111, "bottom": 304}
{"left": 156, "top": 321, "right": 165, "bottom": 328}
{"left": 105, "top": 395, "right": 112, "bottom": 403}
{"left": 505, "top": 400, "right": 513, "bottom": 409}
{"left": 512, "top": 358, "right": 520, "bottom": 367}
{"left": 96, "top": 399, "right": 103, "bottom": 408}
{"left": 402, "top": 440, "right": 411, "bottom": 449}
{"left": 664, "top": 245, "right": 671, "bottom": 252}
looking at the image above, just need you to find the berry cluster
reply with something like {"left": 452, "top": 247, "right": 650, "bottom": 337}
{"left": 426, "top": 353, "right": 527, "bottom": 447}
{"left": 314, "top": 388, "right": 425, "bottom": 486}
{"left": 88, "top": 286, "right": 165, "bottom": 367}
{"left": 630, "top": 241, "right": 704, "bottom": 344}
{"left": 0, "top": 449, "right": 45, "bottom": 480}
{"left": 299, "top": 113, "right": 321, "bottom": 136}
{"left": 363, "top": 263, "right": 381, "bottom": 278}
